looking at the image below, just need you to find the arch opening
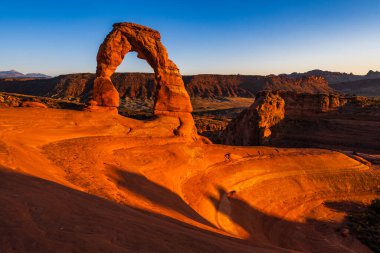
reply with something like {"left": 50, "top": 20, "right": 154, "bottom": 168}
{"left": 117, "top": 52, "right": 154, "bottom": 74}
{"left": 114, "top": 52, "right": 156, "bottom": 120}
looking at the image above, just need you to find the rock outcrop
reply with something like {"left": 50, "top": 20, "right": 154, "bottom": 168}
{"left": 90, "top": 22, "right": 195, "bottom": 136}
{"left": 278, "top": 91, "right": 348, "bottom": 116}
{"left": 223, "top": 91, "right": 285, "bottom": 145}
{"left": 223, "top": 91, "right": 380, "bottom": 152}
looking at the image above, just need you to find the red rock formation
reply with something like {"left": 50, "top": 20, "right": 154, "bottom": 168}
{"left": 277, "top": 91, "right": 369, "bottom": 116}
{"left": 223, "top": 91, "right": 380, "bottom": 152}
{"left": 90, "top": 22, "right": 195, "bottom": 136}
{"left": 223, "top": 91, "right": 285, "bottom": 145}
{"left": 93, "top": 23, "right": 192, "bottom": 111}
{"left": 185, "top": 75, "right": 333, "bottom": 98}
{"left": 278, "top": 92, "right": 346, "bottom": 116}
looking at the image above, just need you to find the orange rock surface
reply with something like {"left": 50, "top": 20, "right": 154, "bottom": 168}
{"left": 0, "top": 107, "right": 379, "bottom": 253}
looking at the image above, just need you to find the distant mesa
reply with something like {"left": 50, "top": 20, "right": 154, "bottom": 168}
{"left": 0, "top": 70, "right": 51, "bottom": 79}
{"left": 284, "top": 69, "right": 380, "bottom": 84}
{"left": 367, "top": 70, "right": 380, "bottom": 76}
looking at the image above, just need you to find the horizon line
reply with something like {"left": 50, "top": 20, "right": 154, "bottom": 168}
{"left": 2, "top": 69, "right": 379, "bottom": 78}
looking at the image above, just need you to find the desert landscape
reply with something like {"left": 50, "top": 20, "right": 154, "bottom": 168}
{"left": 1, "top": 1, "right": 380, "bottom": 253}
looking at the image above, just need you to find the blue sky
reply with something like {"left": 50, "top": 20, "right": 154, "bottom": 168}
{"left": 1, "top": 0, "right": 379, "bottom": 76}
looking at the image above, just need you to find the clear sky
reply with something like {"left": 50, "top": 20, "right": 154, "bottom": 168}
{"left": 1, "top": 0, "right": 379, "bottom": 76}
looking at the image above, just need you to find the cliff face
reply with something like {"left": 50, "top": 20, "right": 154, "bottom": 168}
{"left": 183, "top": 75, "right": 257, "bottom": 97}
{"left": 278, "top": 91, "right": 351, "bottom": 115}
{"left": 185, "top": 75, "right": 333, "bottom": 98}
{"left": 223, "top": 91, "right": 380, "bottom": 152}
{"left": 0, "top": 73, "right": 334, "bottom": 101}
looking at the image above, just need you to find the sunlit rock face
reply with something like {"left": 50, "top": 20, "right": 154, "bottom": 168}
{"left": 92, "top": 22, "right": 196, "bottom": 136}
{"left": 223, "top": 91, "right": 285, "bottom": 145}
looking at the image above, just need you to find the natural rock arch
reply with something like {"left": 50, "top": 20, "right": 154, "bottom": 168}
{"left": 91, "top": 22, "right": 196, "bottom": 136}
{"left": 93, "top": 22, "right": 192, "bottom": 114}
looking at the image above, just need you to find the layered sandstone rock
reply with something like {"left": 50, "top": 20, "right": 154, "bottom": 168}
{"left": 90, "top": 22, "right": 195, "bottom": 136}
{"left": 223, "top": 91, "right": 285, "bottom": 145}
{"left": 278, "top": 91, "right": 370, "bottom": 116}
{"left": 223, "top": 91, "right": 380, "bottom": 152}
{"left": 279, "top": 92, "right": 347, "bottom": 116}
{"left": 1, "top": 107, "right": 379, "bottom": 253}
{"left": 184, "top": 75, "right": 333, "bottom": 98}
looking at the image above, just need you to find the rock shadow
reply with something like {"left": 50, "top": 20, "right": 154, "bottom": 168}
{"left": 207, "top": 186, "right": 376, "bottom": 253}
{"left": 324, "top": 201, "right": 380, "bottom": 253}
{"left": 1, "top": 165, "right": 377, "bottom": 252}
{"left": 111, "top": 168, "right": 215, "bottom": 228}
{"left": 0, "top": 166, "right": 284, "bottom": 253}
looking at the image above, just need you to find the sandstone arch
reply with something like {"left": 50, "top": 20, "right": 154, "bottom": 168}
{"left": 93, "top": 22, "right": 192, "bottom": 112}
{"left": 92, "top": 22, "right": 196, "bottom": 136}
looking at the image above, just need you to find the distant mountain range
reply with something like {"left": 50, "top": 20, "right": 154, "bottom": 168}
{"left": 1, "top": 69, "right": 379, "bottom": 98}
{"left": 0, "top": 70, "right": 51, "bottom": 79}
{"left": 284, "top": 69, "right": 380, "bottom": 84}
{"left": 0, "top": 73, "right": 333, "bottom": 101}
{"left": 2, "top": 69, "right": 379, "bottom": 84}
